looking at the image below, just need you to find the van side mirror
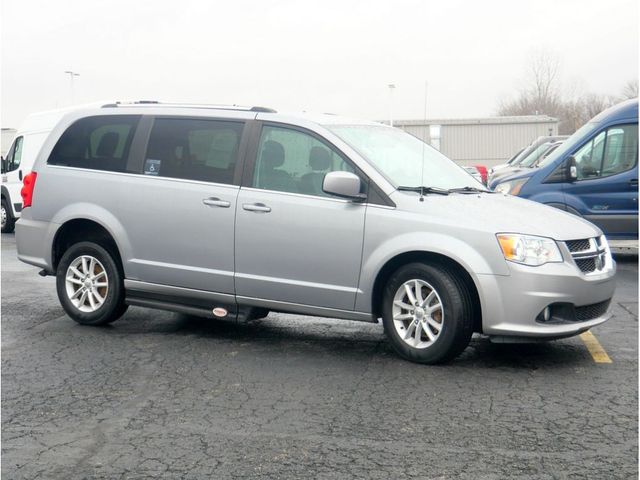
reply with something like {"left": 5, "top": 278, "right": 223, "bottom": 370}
{"left": 567, "top": 155, "right": 578, "bottom": 181}
{"left": 1, "top": 157, "right": 6, "bottom": 174}
{"left": 323, "top": 171, "right": 366, "bottom": 201}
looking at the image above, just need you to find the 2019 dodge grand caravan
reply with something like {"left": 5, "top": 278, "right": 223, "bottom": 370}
{"left": 15, "top": 101, "right": 616, "bottom": 364}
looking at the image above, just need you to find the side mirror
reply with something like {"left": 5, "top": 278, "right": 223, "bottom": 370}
{"left": 0, "top": 157, "right": 5, "bottom": 174}
{"left": 323, "top": 171, "right": 366, "bottom": 201}
{"left": 567, "top": 155, "right": 578, "bottom": 181}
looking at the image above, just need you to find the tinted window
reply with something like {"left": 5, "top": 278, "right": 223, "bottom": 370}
{"left": 253, "top": 125, "right": 355, "bottom": 196}
{"left": 574, "top": 124, "right": 638, "bottom": 180}
{"left": 5, "top": 136, "right": 23, "bottom": 172}
{"left": 48, "top": 116, "right": 139, "bottom": 172}
{"left": 144, "top": 118, "right": 243, "bottom": 184}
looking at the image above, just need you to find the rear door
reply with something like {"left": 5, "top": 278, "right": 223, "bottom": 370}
{"left": 119, "top": 115, "right": 250, "bottom": 293}
{"left": 563, "top": 123, "right": 638, "bottom": 238}
{"left": 2, "top": 135, "right": 23, "bottom": 216}
{"left": 234, "top": 123, "right": 367, "bottom": 311}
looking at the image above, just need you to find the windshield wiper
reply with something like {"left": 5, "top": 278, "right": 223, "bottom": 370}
{"left": 448, "top": 186, "right": 492, "bottom": 194}
{"left": 397, "top": 186, "right": 450, "bottom": 196}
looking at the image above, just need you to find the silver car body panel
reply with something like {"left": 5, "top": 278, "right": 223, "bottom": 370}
{"left": 16, "top": 105, "right": 616, "bottom": 339}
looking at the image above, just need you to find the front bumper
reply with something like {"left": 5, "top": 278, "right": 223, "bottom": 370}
{"left": 477, "top": 255, "right": 616, "bottom": 339}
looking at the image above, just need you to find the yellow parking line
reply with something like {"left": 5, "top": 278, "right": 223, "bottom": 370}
{"left": 580, "top": 331, "right": 612, "bottom": 364}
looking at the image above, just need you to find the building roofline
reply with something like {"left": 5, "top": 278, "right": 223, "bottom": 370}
{"left": 390, "top": 115, "right": 559, "bottom": 126}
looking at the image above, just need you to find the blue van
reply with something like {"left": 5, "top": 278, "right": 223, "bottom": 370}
{"left": 491, "top": 99, "right": 638, "bottom": 241}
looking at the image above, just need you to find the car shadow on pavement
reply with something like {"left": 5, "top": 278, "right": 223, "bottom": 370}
{"left": 105, "top": 308, "right": 592, "bottom": 370}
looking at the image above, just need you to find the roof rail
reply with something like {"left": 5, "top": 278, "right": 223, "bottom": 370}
{"left": 101, "top": 101, "right": 276, "bottom": 113}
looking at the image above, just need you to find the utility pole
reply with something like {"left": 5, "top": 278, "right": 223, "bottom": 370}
{"left": 388, "top": 84, "right": 396, "bottom": 126}
{"left": 64, "top": 71, "right": 80, "bottom": 104}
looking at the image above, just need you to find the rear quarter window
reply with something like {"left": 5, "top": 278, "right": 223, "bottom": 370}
{"left": 48, "top": 115, "right": 140, "bottom": 172}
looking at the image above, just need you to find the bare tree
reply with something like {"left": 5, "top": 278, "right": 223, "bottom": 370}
{"left": 498, "top": 50, "right": 562, "bottom": 117}
{"left": 620, "top": 79, "right": 639, "bottom": 99}
{"left": 498, "top": 50, "right": 630, "bottom": 134}
{"left": 528, "top": 50, "right": 562, "bottom": 113}
{"left": 557, "top": 94, "right": 615, "bottom": 134}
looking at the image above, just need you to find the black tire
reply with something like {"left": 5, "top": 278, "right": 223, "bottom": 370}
{"left": 382, "top": 262, "right": 474, "bottom": 364}
{"left": 56, "top": 241, "right": 126, "bottom": 326}
{"left": 1, "top": 198, "right": 15, "bottom": 233}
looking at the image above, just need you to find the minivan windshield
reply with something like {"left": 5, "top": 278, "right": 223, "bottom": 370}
{"left": 327, "top": 125, "right": 486, "bottom": 190}
{"left": 537, "top": 122, "right": 599, "bottom": 169}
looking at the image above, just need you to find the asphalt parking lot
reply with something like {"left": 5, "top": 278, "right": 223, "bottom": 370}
{"left": 1, "top": 233, "right": 637, "bottom": 479}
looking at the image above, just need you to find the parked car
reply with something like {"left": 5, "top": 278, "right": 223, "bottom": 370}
{"left": 488, "top": 136, "right": 568, "bottom": 183}
{"left": 1, "top": 106, "right": 95, "bottom": 233}
{"left": 493, "top": 99, "right": 638, "bottom": 242}
{"left": 16, "top": 101, "right": 616, "bottom": 364}
{"left": 489, "top": 140, "right": 565, "bottom": 187}
{"left": 534, "top": 141, "right": 563, "bottom": 165}
{"left": 473, "top": 164, "right": 488, "bottom": 185}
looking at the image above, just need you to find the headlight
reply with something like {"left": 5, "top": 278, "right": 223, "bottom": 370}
{"left": 497, "top": 233, "right": 563, "bottom": 266}
{"left": 494, "top": 178, "right": 528, "bottom": 195}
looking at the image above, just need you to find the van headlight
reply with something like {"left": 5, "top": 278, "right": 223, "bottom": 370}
{"left": 494, "top": 178, "right": 528, "bottom": 195}
{"left": 497, "top": 234, "right": 563, "bottom": 266}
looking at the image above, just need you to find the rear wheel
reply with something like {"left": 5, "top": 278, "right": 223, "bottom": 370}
{"left": 1, "top": 198, "right": 15, "bottom": 233}
{"left": 382, "top": 262, "right": 474, "bottom": 364}
{"left": 56, "top": 241, "right": 127, "bottom": 325}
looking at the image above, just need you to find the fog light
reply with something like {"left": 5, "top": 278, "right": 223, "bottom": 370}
{"left": 543, "top": 306, "right": 551, "bottom": 322}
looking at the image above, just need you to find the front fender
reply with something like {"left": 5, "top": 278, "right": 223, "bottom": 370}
{"left": 521, "top": 188, "right": 565, "bottom": 206}
{"left": 354, "top": 231, "right": 509, "bottom": 313}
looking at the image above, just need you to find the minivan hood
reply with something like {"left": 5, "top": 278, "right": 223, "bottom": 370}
{"left": 391, "top": 191, "right": 601, "bottom": 241}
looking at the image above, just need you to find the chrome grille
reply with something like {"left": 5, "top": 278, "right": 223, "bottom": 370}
{"left": 564, "top": 237, "right": 608, "bottom": 274}
{"left": 575, "top": 257, "right": 597, "bottom": 273}
{"left": 566, "top": 239, "right": 591, "bottom": 252}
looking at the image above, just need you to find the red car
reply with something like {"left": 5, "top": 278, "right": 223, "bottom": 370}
{"left": 473, "top": 165, "right": 488, "bottom": 185}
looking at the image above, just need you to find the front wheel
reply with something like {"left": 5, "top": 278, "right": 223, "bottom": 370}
{"left": 1, "top": 198, "right": 15, "bottom": 233}
{"left": 56, "top": 241, "right": 127, "bottom": 326}
{"left": 382, "top": 262, "right": 474, "bottom": 364}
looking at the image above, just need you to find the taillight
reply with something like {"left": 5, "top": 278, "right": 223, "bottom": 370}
{"left": 21, "top": 171, "right": 38, "bottom": 208}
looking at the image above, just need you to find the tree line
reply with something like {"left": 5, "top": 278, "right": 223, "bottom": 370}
{"left": 498, "top": 51, "right": 638, "bottom": 134}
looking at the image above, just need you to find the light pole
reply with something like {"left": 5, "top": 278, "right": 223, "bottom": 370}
{"left": 387, "top": 84, "right": 396, "bottom": 127}
{"left": 64, "top": 70, "right": 80, "bottom": 104}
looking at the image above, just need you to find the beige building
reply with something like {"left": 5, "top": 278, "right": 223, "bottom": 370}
{"left": 392, "top": 115, "right": 559, "bottom": 167}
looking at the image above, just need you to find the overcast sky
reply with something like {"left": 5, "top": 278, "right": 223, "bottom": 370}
{"left": 1, "top": 0, "right": 638, "bottom": 128}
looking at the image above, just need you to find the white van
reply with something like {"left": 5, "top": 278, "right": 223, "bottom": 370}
{"left": 2, "top": 105, "right": 103, "bottom": 232}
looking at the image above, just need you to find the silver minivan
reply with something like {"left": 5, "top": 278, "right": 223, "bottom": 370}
{"left": 15, "top": 102, "right": 616, "bottom": 363}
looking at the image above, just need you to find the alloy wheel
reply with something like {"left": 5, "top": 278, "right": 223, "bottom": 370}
{"left": 64, "top": 255, "right": 109, "bottom": 313}
{"left": 392, "top": 279, "right": 444, "bottom": 349}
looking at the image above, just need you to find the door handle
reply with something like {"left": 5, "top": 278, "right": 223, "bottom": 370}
{"left": 630, "top": 179, "right": 638, "bottom": 187}
{"left": 242, "top": 203, "right": 271, "bottom": 213}
{"left": 202, "top": 197, "right": 230, "bottom": 208}
{"left": 18, "top": 170, "right": 22, "bottom": 181}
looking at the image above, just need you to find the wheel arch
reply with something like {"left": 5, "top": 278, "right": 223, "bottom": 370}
{"left": 52, "top": 218, "right": 124, "bottom": 274}
{"left": 370, "top": 250, "right": 483, "bottom": 333}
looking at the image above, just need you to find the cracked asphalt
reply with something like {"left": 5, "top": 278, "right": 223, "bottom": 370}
{"left": 2, "top": 232, "right": 637, "bottom": 479}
